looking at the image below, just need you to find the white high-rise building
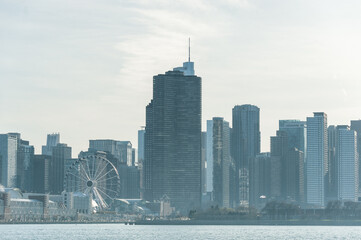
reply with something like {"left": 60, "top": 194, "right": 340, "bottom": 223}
{"left": 336, "top": 125, "right": 358, "bottom": 202}
{"left": 306, "top": 112, "right": 328, "bottom": 207}
{"left": 0, "top": 134, "right": 18, "bottom": 187}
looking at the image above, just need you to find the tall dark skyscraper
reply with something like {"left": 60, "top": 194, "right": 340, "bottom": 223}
{"left": 232, "top": 104, "right": 260, "bottom": 205}
{"left": 144, "top": 48, "right": 201, "bottom": 212}
{"left": 50, "top": 143, "right": 72, "bottom": 194}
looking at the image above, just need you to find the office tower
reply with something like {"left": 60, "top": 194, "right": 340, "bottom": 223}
{"left": 270, "top": 131, "right": 287, "bottom": 200}
{"left": 118, "top": 165, "right": 140, "bottom": 199}
{"left": 327, "top": 126, "right": 338, "bottom": 200}
{"left": 306, "top": 112, "right": 328, "bottom": 207}
{"left": 17, "top": 140, "right": 34, "bottom": 192}
{"left": 206, "top": 120, "right": 214, "bottom": 195}
{"left": 201, "top": 132, "right": 207, "bottom": 194}
{"left": 7, "top": 133, "right": 35, "bottom": 191}
{"left": 249, "top": 152, "right": 271, "bottom": 209}
{"left": 279, "top": 120, "right": 307, "bottom": 153}
{"left": 32, "top": 155, "right": 51, "bottom": 193}
{"left": 285, "top": 148, "right": 304, "bottom": 202}
{"left": 212, "top": 117, "right": 231, "bottom": 208}
{"left": 42, "top": 133, "right": 60, "bottom": 156}
{"left": 138, "top": 128, "right": 145, "bottom": 199}
{"left": 0, "top": 134, "right": 18, "bottom": 187}
{"left": 232, "top": 104, "right": 260, "bottom": 205}
{"left": 132, "top": 148, "right": 136, "bottom": 166}
{"left": 336, "top": 126, "right": 358, "bottom": 202}
{"left": 138, "top": 128, "right": 145, "bottom": 163}
{"left": 350, "top": 120, "right": 361, "bottom": 191}
{"left": 144, "top": 101, "right": 153, "bottom": 201}
{"left": 89, "top": 140, "right": 133, "bottom": 167}
{"left": 144, "top": 53, "right": 201, "bottom": 212}
{"left": 270, "top": 130, "right": 304, "bottom": 202}
{"left": 50, "top": 143, "right": 72, "bottom": 194}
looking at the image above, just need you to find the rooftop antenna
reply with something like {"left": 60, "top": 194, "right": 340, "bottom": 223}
{"left": 188, "top": 37, "right": 191, "bottom": 62}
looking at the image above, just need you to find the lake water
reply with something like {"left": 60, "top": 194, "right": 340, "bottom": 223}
{"left": 2, "top": 224, "right": 361, "bottom": 239}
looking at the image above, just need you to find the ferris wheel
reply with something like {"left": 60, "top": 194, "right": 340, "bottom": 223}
{"left": 64, "top": 152, "right": 120, "bottom": 210}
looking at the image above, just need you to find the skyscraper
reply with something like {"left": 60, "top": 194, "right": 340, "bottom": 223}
{"left": 206, "top": 120, "right": 214, "bottom": 194}
{"left": 336, "top": 126, "right": 358, "bottom": 202}
{"left": 144, "top": 51, "right": 201, "bottom": 212}
{"left": 0, "top": 134, "right": 18, "bottom": 187}
{"left": 249, "top": 152, "right": 271, "bottom": 209}
{"left": 32, "top": 154, "right": 51, "bottom": 194}
{"left": 138, "top": 128, "right": 145, "bottom": 199}
{"left": 212, "top": 117, "right": 231, "bottom": 208}
{"left": 50, "top": 143, "right": 72, "bottom": 194}
{"left": 89, "top": 140, "right": 133, "bottom": 167}
{"left": 279, "top": 120, "right": 306, "bottom": 155}
{"left": 328, "top": 125, "right": 338, "bottom": 200}
{"left": 306, "top": 112, "right": 328, "bottom": 207}
{"left": 350, "top": 120, "right": 361, "bottom": 192}
{"left": 42, "top": 133, "right": 60, "bottom": 156}
{"left": 232, "top": 104, "right": 260, "bottom": 205}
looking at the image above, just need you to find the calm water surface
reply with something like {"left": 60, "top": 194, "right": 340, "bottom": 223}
{"left": 2, "top": 224, "right": 361, "bottom": 239}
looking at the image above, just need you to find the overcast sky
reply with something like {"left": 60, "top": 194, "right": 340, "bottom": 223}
{"left": 2, "top": 0, "right": 361, "bottom": 156}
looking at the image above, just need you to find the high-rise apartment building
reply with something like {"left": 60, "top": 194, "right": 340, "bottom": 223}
{"left": 232, "top": 104, "right": 260, "bottom": 205}
{"left": 144, "top": 55, "right": 201, "bottom": 212}
{"left": 306, "top": 112, "right": 328, "bottom": 207}
{"left": 336, "top": 126, "right": 358, "bottom": 202}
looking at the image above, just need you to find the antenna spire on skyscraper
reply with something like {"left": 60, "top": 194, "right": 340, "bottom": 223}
{"left": 188, "top": 37, "right": 191, "bottom": 62}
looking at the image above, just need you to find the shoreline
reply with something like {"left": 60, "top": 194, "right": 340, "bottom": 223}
{"left": 135, "top": 219, "right": 361, "bottom": 226}
{"left": 3, "top": 219, "right": 361, "bottom": 226}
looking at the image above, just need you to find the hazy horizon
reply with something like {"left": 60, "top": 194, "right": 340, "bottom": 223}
{"left": 2, "top": 0, "right": 361, "bottom": 157}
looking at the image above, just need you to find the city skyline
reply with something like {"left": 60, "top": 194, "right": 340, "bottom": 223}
{"left": 3, "top": 1, "right": 361, "bottom": 156}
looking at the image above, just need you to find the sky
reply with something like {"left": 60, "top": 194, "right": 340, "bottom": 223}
{"left": 2, "top": 0, "right": 361, "bottom": 157}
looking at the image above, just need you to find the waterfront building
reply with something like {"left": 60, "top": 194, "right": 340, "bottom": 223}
{"left": 144, "top": 53, "right": 201, "bottom": 212}
{"left": 306, "top": 112, "right": 328, "bottom": 207}
{"left": 232, "top": 104, "right": 260, "bottom": 206}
